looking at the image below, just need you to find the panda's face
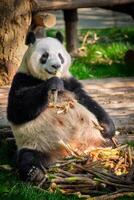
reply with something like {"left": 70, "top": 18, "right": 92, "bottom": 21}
{"left": 21, "top": 37, "right": 71, "bottom": 80}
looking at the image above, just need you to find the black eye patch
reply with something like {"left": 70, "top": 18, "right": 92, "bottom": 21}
{"left": 58, "top": 53, "right": 64, "bottom": 64}
{"left": 40, "top": 52, "right": 49, "bottom": 64}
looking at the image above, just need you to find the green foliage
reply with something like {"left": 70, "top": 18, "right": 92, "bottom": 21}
{"left": 127, "top": 141, "right": 134, "bottom": 147}
{"left": 70, "top": 42, "right": 132, "bottom": 79}
{"left": 47, "top": 27, "right": 134, "bottom": 79}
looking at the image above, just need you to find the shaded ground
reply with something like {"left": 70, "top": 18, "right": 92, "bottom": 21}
{"left": 0, "top": 77, "right": 134, "bottom": 132}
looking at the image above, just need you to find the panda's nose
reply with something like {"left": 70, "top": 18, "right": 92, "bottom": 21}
{"left": 52, "top": 64, "right": 61, "bottom": 69}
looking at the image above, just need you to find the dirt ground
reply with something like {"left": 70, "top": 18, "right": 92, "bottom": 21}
{"left": 83, "top": 77, "right": 134, "bottom": 133}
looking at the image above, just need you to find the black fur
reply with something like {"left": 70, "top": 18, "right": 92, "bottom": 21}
{"left": 25, "top": 32, "right": 36, "bottom": 45}
{"left": 55, "top": 31, "right": 64, "bottom": 43}
{"left": 17, "top": 148, "right": 50, "bottom": 183}
{"left": 7, "top": 73, "right": 64, "bottom": 124}
{"left": 63, "top": 77, "right": 115, "bottom": 138}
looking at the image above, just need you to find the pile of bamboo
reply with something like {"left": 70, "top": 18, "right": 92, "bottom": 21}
{"left": 38, "top": 144, "right": 134, "bottom": 199}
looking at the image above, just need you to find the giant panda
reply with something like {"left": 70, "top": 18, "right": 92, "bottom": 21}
{"left": 7, "top": 32, "right": 115, "bottom": 184}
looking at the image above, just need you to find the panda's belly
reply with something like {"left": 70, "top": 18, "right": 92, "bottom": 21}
{"left": 11, "top": 92, "right": 105, "bottom": 157}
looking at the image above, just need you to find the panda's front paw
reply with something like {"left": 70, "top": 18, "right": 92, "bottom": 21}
{"left": 101, "top": 121, "right": 115, "bottom": 139}
{"left": 27, "top": 166, "right": 47, "bottom": 185}
{"left": 47, "top": 77, "right": 64, "bottom": 92}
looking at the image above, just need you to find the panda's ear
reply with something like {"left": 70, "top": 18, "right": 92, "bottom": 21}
{"left": 56, "top": 31, "right": 64, "bottom": 44}
{"left": 25, "top": 32, "right": 36, "bottom": 45}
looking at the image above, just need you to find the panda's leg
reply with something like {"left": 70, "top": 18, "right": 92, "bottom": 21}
{"left": 17, "top": 148, "right": 49, "bottom": 184}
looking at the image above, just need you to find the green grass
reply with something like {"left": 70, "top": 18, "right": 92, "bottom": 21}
{"left": 47, "top": 27, "right": 134, "bottom": 79}
{"left": 0, "top": 171, "right": 78, "bottom": 200}
{"left": 0, "top": 171, "right": 79, "bottom": 200}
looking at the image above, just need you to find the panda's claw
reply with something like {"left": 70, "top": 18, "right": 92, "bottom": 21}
{"left": 100, "top": 122, "right": 115, "bottom": 139}
{"left": 27, "top": 166, "right": 46, "bottom": 184}
{"left": 27, "top": 166, "right": 38, "bottom": 181}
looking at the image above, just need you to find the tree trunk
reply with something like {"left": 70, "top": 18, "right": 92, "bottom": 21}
{"left": 0, "top": 0, "right": 32, "bottom": 85}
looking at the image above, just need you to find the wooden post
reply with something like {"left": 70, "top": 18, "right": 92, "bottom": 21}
{"left": 63, "top": 9, "right": 78, "bottom": 54}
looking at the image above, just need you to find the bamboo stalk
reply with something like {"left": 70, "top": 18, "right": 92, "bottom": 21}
{"left": 91, "top": 191, "right": 134, "bottom": 200}
{"left": 53, "top": 90, "right": 58, "bottom": 105}
{"left": 73, "top": 163, "right": 130, "bottom": 184}
{"left": 58, "top": 184, "right": 96, "bottom": 189}
{"left": 128, "top": 147, "right": 133, "bottom": 167}
{"left": 126, "top": 162, "right": 134, "bottom": 182}
{"left": 114, "top": 157, "right": 124, "bottom": 171}
{"left": 95, "top": 178, "right": 134, "bottom": 189}
{"left": 52, "top": 176, "right": 96, "bottom": 185}
{"left": 58, "top": 168, "right": 87, "bottom": 178}
{"left": 111, "top": 137, "right": 118, "bottom": 147}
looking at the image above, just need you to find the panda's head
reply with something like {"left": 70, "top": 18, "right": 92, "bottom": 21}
{"left": 19, "top": 32, "right": 71, "bottom": 80}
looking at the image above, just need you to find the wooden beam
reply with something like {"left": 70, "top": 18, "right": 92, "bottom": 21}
{"left": 33, "top": 0, "right": 134, "bottom": 11}
{"left": 101, "top": 3, "right": 134, "bottom": 18}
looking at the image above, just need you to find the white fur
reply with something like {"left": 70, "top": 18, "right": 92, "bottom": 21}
{"left": 19, "top": 37, "right": 71, "bottom": 80}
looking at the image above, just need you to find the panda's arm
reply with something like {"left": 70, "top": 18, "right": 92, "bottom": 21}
{"left": 7, "top": 72, "right": 50, "bottom": 124}
{"left": 7, "top": 72, "right": 63, "bottom": 124}
{"left": 63, "top": 77, "right": 115, "bottom": 138}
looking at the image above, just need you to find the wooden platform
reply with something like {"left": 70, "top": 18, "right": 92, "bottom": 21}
{"left": 0, "top": 78, "right": 134, "bottom": 133}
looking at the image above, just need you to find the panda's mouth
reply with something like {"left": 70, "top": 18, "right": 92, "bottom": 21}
{"left": 45, "top": 69, "right": 57, "bottom": 75}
